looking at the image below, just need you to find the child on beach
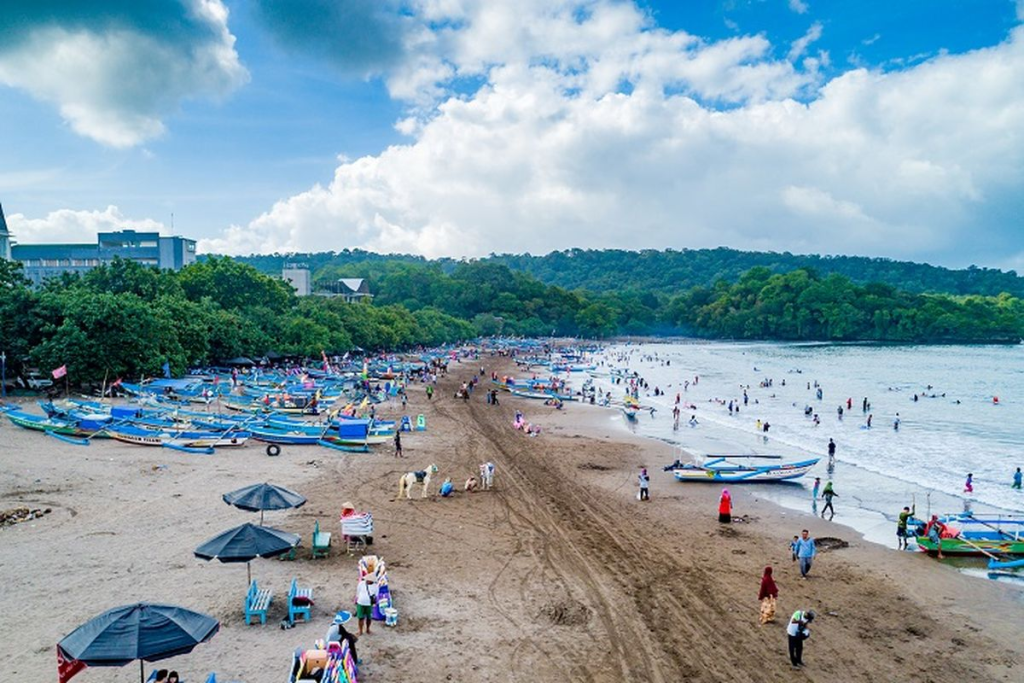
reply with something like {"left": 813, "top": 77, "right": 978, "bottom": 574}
{"left": 791, "top": 536, "right": 800, "bottom": 562}
{"left": 964, "top": 473, "right": 974, "bottom": 493}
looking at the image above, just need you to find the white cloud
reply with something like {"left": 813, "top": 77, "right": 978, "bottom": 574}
{"left": 0, "top": 0, "right": 248, "bottom": 147}
{"left": 179, "top": 4, "right": 1024, "bottom": 264}
{"left": 6, "top": 206, "right": 167, "bottom": 244}
{"left": 788, "top": 22, "right": 823, "bottom": 61}
{"left": 789, "top": 0, "right": 810, "bottom": 15}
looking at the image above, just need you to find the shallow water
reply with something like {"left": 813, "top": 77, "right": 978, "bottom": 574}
{"left": 584, "top": 341, "right": 1024, "bottom": 553}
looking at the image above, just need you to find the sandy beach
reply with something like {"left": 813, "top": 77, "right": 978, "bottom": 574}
{"left": 1, "top": 357, "right": 1022, "bottom": 682}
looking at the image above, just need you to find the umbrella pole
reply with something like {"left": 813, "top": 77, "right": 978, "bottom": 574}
{"left": 140, "top": 659, "right": 144, "bottom": 683}
{"left": 247, "top": 561, "right": 251, "bottom": 585}
{"left": 260, "top": 509, "right": 264, "bottom": 526}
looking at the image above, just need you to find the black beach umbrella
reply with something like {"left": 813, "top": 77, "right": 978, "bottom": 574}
{"left": 194, "top": 522, "right": 299, "bottom": 583}
{"left": 222, "top": 482, "right": 306, "bottom": 525}
{"left": 57, "top": 602, "right": 219, "bottom": 683}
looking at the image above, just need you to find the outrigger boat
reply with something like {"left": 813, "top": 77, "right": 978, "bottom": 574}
{"left": 910, "top": 513, "right": 1024, "bottom": 558}
{"left": 664, "top": 454, "right": 819, "bottom": 482}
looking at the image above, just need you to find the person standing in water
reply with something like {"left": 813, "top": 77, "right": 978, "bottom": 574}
{"left": 827, "top": 439, "right": 836, "bottom": 464}
{"left": 812, "top": 477, "right": 821, "bottom": 500}
{"left": 964, "top": 473, "right": 974, "bottom": 494}
{"left": 897, "top": 503, "right": 915, "bottom": 550}
{"left": 893, "top": 413, "right": 901, "bottom": 431}
{"left": 821, "top": 481, "right": 838, "bottom": 520}
{"left": 1013, "top": 467, "right": 1022, "bottom": 490}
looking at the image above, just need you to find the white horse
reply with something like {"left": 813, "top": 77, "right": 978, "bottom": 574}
{"left": 398, "top": 464, "right": 438, "bottom": 499}
{"left": 479, "top": 462, "right": 495, "bottom": 490}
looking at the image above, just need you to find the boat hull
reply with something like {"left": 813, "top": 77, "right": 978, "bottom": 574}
{"left": 915, "top": 538, "right": 1024, "bottom": 556}
{"left": 672, "top": 461, "right": 817, "bottom": 483}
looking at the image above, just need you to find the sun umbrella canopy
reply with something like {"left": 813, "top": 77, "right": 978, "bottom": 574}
{"left": 194, "top": 522, "right": 299, "bottom": 563}
{"left": 223, "top": 357, "right": 255, "bottom": 366}
{"left": 222, "top": 483, "right": 306, "bottom": 513}
{"left": 58, "top": 603, "right": 219, "bottom": 667}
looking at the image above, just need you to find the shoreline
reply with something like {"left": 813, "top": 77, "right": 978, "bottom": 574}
{"left": 2, "top": 357, "right": 1022, "bottom": 682}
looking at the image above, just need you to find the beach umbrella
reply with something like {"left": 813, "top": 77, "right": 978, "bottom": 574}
{"left": 194, "top": 522, "right": 299, "bottom": 583}
{"left": 223, "top": 357, "right": 255, "bottom": 367}
{"left": 57, "top": 603, "right": 219, "bottom": 683}
{"left": 222, "top": 482, "right": 306, "bottom": 525}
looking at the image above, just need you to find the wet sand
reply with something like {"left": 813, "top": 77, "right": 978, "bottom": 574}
{"left": 1, "top": 358, "right": 1022, "bottom": 682}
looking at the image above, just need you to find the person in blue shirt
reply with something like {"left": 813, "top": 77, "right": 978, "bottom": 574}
{"left": 794, "top": 529, "right": 816, "bottom": 579}
{"left": 1013, "top": 467, "right": 1022, "bottom": 490}
{"left": 439, "top": 478, "right": 454, "bottom": 497}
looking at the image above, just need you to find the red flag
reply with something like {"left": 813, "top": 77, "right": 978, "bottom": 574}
{"left": 57, "top": 645, "right": 86, "bottom": 683}
{"left": 111, "top": 377, "right": 122, "bottom": 387}
{"left": 52, "top": 365, "right": 67, "bottom": 379}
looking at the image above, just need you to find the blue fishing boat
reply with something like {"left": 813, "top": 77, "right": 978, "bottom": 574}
{"left": 665, "top": 454, "right": 819, "bottom": 482}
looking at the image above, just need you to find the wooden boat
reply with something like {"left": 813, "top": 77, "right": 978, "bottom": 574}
{"left": 108, "top": 424, "right": 250, "bottom": 449}
{"left": 912, "top": 513, "right": 1024, "bottom": 557}
{"left": 666, "top": 455, "right": 819, "bottom": 483}
{"left": 4, "top": 408, "right": 87, "bottom": 436}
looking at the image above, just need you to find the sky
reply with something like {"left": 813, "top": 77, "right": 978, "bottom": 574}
{"left": 1, "top": 0, "right": 1023, "bottom": 270}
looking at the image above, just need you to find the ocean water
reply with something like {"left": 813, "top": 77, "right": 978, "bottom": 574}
{"left": 585, "top": 342, "right": 1024, "bottom": 547}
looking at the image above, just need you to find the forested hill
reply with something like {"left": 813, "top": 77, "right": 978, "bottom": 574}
{"left": 487, "top": 248, "right": 1024, "bottom": 297}
{"left": 232, "top": 248, "right": 1024, "bottom": 299}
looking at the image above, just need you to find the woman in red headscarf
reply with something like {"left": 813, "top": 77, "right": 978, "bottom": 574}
{"left": 718, "top": 489, "right": 732, "bottom": 523}
{"left": 758, "top": 566, "right": 779, "bottom": 625}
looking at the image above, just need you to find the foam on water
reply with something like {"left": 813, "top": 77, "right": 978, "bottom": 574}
{"left": 592, "top": 342, "right": 1024, "bottom": 515}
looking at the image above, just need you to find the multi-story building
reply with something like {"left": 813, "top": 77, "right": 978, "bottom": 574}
{"left": 10, "top": 227, "right": 197, "bottom": 286}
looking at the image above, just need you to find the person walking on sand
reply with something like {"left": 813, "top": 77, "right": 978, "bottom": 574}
{"left": 964, "top": 473, "right": 974, "bottom": 494}
{"left": 897, "top": 503, "right": 915, "bottom": 550}
{"left": 394, "top": 431, "right": 403, "bottom": 458}
{"left": 787, "top": 609, "right": 816, "bottom": 668}
{"left": 821, "top": 481, "right": 837, "bottom": 520}
{"left": 638, "top": 468, "right": 650, "bottom": 501}
{"left": 355, "top": 575, "right": 379, "bottom": 636}
{"left": 1013, "top": 467, "right": 1022, "bottom": 490}
{"left": 795, "top": 529, "right": 816, "bottom": 578}
{"left": 718, "top": 488, "right": 732, "bottom": 523}
{"left": 758, "top": 566, "right": 779, "bottom": 625}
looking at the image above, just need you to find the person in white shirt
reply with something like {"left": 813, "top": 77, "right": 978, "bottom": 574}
{"left": 355, "top": 577, "right": 379, "bottom": 635}
{"left": 786, "top": 609, "right": 815, "bottom": 667}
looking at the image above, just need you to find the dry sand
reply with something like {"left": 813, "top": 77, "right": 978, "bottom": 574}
{"left": 1, "top": 358, "right": 1022, "bottom": 682}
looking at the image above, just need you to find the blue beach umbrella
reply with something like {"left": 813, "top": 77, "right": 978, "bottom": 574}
{"left": 194, "top": 522, "right": 300, "bottom": 583}
{"left": 222, "top": 482, "right": 306, "bottom": 525}
{"left": 57, "top": 602, "right": 219, "bottom": 683}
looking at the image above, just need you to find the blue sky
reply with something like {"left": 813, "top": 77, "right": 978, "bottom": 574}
{"left": 1, "top": 0, "right": 1022, "bottom": 269}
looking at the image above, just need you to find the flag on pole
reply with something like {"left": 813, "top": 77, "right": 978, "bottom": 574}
{"left": 52, "top": 365, "right": 67, "bottom": 379}
{"left": 56, "top": 645, "right": 86, "bottom": 683}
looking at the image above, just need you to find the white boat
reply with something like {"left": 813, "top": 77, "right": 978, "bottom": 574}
{"left": 665, "top": 455, "right": 819, "bottom": 483}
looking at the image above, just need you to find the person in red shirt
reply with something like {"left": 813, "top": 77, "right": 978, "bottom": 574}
{"left": 719, "top": 489, "right": 732, "bottom": 523}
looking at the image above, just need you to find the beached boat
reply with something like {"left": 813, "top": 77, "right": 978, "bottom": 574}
{"left": 3, "top": 408, "right": 85, "bottom": 436}
{"left": 911, "top": 513, "right": 1024, "bottom": 557}
{"left": 107, "top": 424, "right": 250, "bottom": 449}
{"left": 665, "top": 455, "right": 819, "bottom": 483}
